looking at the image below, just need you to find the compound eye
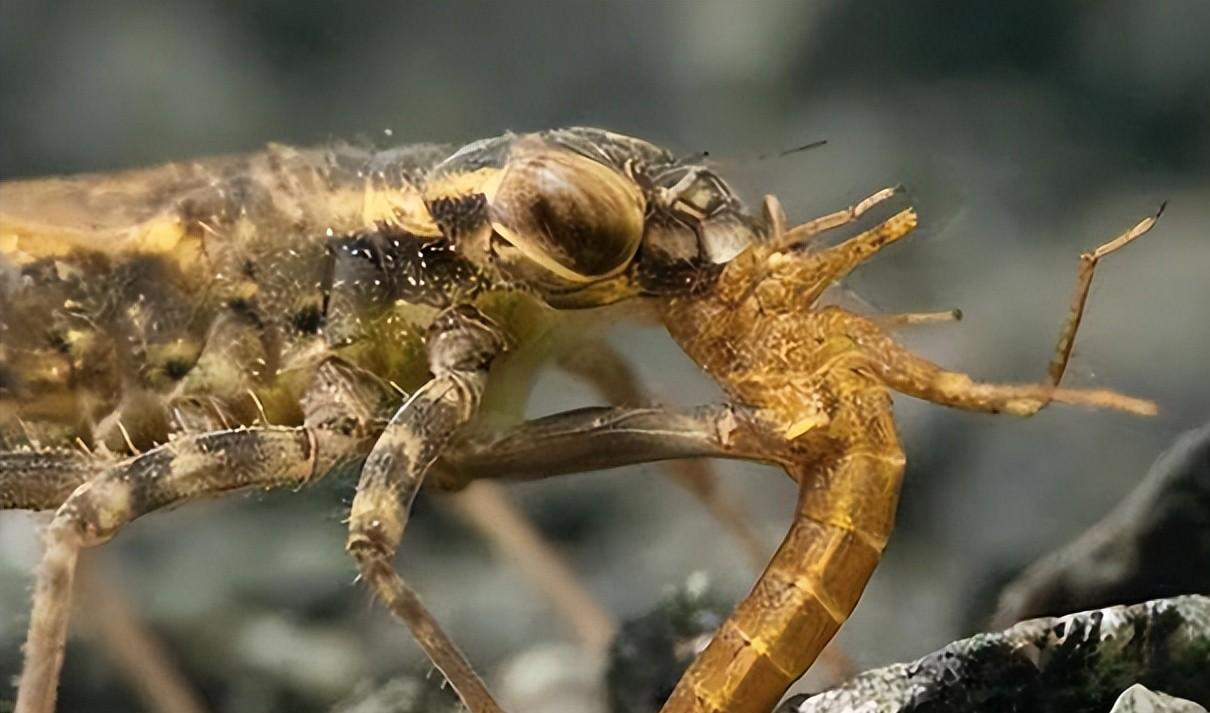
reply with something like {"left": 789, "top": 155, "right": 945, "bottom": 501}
{"left": 488, "top": 147, "right": 645, "bottom": 282}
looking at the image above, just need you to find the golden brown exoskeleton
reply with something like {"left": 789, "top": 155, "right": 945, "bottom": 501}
{"left": 1, "top": 127, "right": 1158, "bottom": 713}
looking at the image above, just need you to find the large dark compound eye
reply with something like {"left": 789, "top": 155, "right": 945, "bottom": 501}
{"left": 488, "top": 148, "right": 646, "bottom": 283}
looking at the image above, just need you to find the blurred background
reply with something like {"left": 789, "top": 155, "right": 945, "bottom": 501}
{"left": 1, "top": 1, "right": 1208, "bottom": 711}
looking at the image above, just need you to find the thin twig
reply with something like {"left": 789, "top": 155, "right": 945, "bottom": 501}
{"left": 448, "top": 481, "right": 616, "bottom": 652}
{"left": 76, "top": 557, "right": 211, "bottom": 713}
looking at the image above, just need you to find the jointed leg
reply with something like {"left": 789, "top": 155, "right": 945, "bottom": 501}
{"left": 4, "top": 352, "right": 490, "bottom": 713}
{"left": 11, "top": 360, "right": 383, "bottom": 713}
{"left": 6, "top": 403, "right": 792, "bottom": 513}
{"left": 7, "top": 396, "right": 850, "bottom": 713}
{"left": 840, "top": 208, "right": 1163, "bottom": 417}
{"left": 442, "top": 404, "right": 770, "bottom": 486}
{"left": 14, "top": 426, "right": 352, "bottom": 713}
{"left": 826, "top": 305, "right": 1153, "bottom": 416}
{"left": 1046, "top": 205, "right": 1162, "bottom": 387}
{"left": 5, "top": 403, "right": 755, "bottom": 705}
{"left": 345, "top": 306, "right": 507, "bottom": 713}
{"left": 0, "top": 359, "right": 389, "bottom": 517}
{"left": 765, "top": 186, "right": 901, "bottom": 251}
{"left": 869, "top": 308, "right": 963, "bottom": 329}
{"left": 1, "top": 448, "right": 214, "bottom": 713}
{"left": 824, "top": 305, "right": 1155, "bottom": 416}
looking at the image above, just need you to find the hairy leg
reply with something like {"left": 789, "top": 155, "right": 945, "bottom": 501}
{"left": 1, "top": 448, "right": 98, "bottom": 511}
{"left": 13, "top": 426, "right": 353, "bottom": 713}
{"left": 3, "top": 357, "right": 515, "bottom": 711}
{"left": 6, "top": 397, "right": 870, "bottom": 713}
{"left": 5, "top": 405, "right": 760, "bottom": 514}
{"left": 345, "top": 305, "right": 507, "bottom": 713}
{"left": 0, "top": 441, "right": 210, "bottom": 713}
{"left": 9, "top": 355, "right": 390, "bottom": 713}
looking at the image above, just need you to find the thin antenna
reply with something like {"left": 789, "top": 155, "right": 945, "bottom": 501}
{"left": 758, "top": 139, "right": 828, "bottom": 161}
{"left": 677, "top": 138, "right": 828, "bottom": 166}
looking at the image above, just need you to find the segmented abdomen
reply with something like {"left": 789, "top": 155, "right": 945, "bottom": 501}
{"left": 663, "top": 392, "right": 904, "bottom": 713}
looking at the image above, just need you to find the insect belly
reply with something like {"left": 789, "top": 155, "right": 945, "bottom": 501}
{"left": 1, "top": 242, "right": 222, "bottom": 447}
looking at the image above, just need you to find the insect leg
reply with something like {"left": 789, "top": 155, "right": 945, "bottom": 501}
{"left": 345, "top": 305, "right": 506, "bottom": 713}
{"left": 3, "top": 450, "right": 218, "bottom": 713}
{"left": 1045, "top": 206, "right": 1162, "bottom": 387}
{"left": 14, "top": 426, "right": 354, "bottom": 713}
{"left": 441, "top": 404, "right": 769, "bottom": 486}
{"left": 299, "top": 352, "right": 569, "bottom": 635}
{"left": 556, "top": 340, "right": 769, "bottom": 568}
{"left": 1, "top": 448, "right": 99, "bottom": 511}
{"left": 868, "top": 308, "right": 963, "bottom": 329}
{"left": 766, "top": 186, "right": 901, "bottom": 250}
{"left": 839, "top": 208, "right": 1161, "bottom": 417}
{"left": 825, "top": 305, "right": 1156, "bottom": 416}
{"left": 712, "top": 209, "right": 919, "bottom": 316}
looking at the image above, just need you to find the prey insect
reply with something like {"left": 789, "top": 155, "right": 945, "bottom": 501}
{"left": 1, "top": 127, "right": 1159, "bottom": 713}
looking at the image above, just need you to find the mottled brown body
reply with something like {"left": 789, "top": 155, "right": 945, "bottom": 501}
{"left": 659, "top": 217, "right": 912, "bottom": 713}
{"left": 1, "top": 128, "right": 739, "bottom": 453}
{"left": 2, "top": 139, "right": 452, "bottom": 448}
{"left": 1, "top": 127, "right": 1159, "bottom": 713}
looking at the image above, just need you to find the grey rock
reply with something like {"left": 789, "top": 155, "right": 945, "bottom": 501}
{"left": 777, "top": 595, "right": 1210, "bottom": 713}
{"left": 1108, "top": 684, "right": 1206, "bottom": 713}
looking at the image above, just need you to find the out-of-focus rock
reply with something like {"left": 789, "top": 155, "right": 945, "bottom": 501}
{"left": 606, "top": 574, "right": 732, "bottom": 713}
{"left": 329, "top": 675, "right": 461, "bottom": 713}
{"left": 495, "top": 643, "right": 608, "bottom": 713}
{"left": 993, "top": 423, "right": 1210, "bottom": 628}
